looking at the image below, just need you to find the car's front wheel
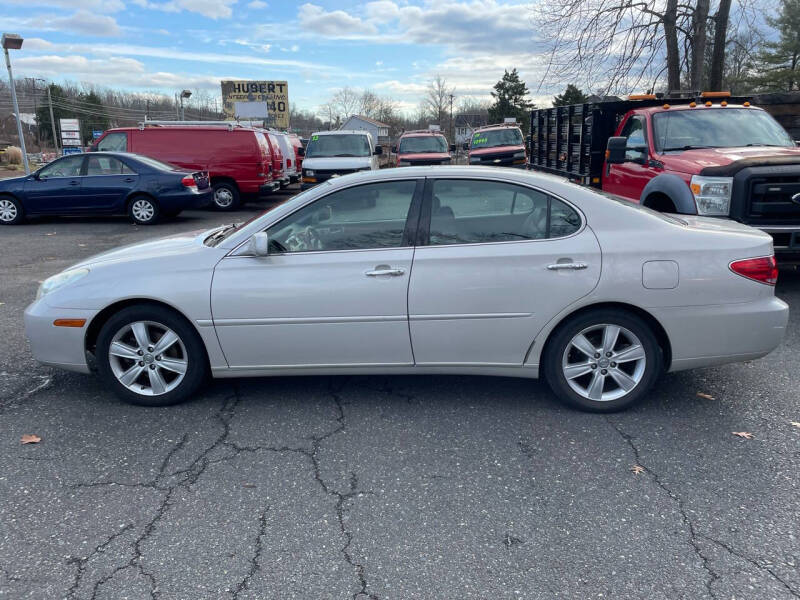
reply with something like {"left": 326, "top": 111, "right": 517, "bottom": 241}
{"left": 0, "top": 196, "right": 24, "bottom": 225}
{"left": 128, "top": 196, "right": 160, "bottom": 225}
{"left": 543, "top": 309, "right": 663, "bottom": 412}
{"left": 96, "top": 305, "right": 208, "bottom": 406}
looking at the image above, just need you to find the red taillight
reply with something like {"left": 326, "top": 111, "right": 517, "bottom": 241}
{"left": 181, "top": 175, "right": 196, "bottom": 187}
{"left": 730, "top": 256, "right": 778, "bottom": 285}
{"left": 287, "top": 158, "right": 292, "bottom": 167}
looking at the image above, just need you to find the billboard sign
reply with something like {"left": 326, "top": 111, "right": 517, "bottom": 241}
{"left": 62, "top": 138, "right": 82, "bottom": 146}
{"left": 92, "top": 130, "right": 104, "bottom": 140}
{"left": 221, "top": 80, "right": 288, "bottom": 129}
{"left": 60, "top": 118, "right": 80, "bottom": 132}
{"left": 61, "top": 131, "right": 81, "bottom": 140}
{"left": 62, "top": 147, "right": 82, "bottom": 155}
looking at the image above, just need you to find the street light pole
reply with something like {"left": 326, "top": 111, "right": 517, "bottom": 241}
{"left": 448, "top": 93, "right": 455, "bottom": 154}
{"left": 179, "top": 89, "right": 192, "bottom": 121}
{"left": 2, "top": 33, "right": 29, "bottom": 174}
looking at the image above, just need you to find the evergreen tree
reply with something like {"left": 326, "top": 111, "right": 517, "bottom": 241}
{"left": 487, "top": 69, "right": 534, "bottom": 133}
{"left": 754, "top": 0, "right": 800, "bottom": 91}
{"left": 552, "top": 84, "right": 589, "bottom": 107}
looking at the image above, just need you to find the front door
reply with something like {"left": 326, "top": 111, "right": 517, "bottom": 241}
{"left": 211, "top": 178, "right": 422, "bottom": 369}
{"left": 408, "top": 177, "right": 601, "bottom": 366}
{"left": 604, "top": 115, "right": 657, "bottom": 202}
{"left": 23, "top": 155, "right": 86, "bottom": 213}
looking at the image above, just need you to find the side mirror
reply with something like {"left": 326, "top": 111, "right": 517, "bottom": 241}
{"left": 449, "top": 144, "right": 456, "bottom": 152}
{"left": 297, "top": 146, "right": 305, "bottom": 157}
{"left": 249, "top": 231, "right": 270, "bottom": 257}
{"left": 606, "top": 137, "right": 627, "bottom": 164}
{"left": 373, "top": 146, "right": 383, "bottom": 156}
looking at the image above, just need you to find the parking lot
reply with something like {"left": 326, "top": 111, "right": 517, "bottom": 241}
{"left": 1, "top": 191, "right": 799, "bottom": 599}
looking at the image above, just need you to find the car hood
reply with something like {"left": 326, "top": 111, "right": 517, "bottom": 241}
{"left": 0, "top": 174, "right": 28, "bottom": 188}
{"left": 398, "top": 152, "right": 451, "bottom": 161}
{"left": 470, "top": 145, "right": 524, "bottom": 156}
{"left": 70, "top": 227, "right": 218, "bottom": 269}
{"left": 302, "top": 156, "right": 372, "bottom": 170}
{"left": 663, "top": 146, "right": 800, "bottom": 172}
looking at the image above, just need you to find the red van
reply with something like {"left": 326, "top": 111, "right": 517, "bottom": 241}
{"left": 91, "top": 124, "right": 280, "bottom": 210}
{"left": 265, "top": 132, "right": 288, "bottom": 188}
{"left": 287, "top": 133, "right": 304, "bottom": 175}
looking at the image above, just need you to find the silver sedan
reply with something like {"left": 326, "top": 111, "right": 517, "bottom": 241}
{"left": 24, "top": 166, "right": 789, "bottom": 411}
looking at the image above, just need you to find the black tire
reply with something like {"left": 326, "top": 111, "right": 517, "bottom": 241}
{"left": 0, "top": 195, "right": 24, "bottom": 225}
{"left": 542, "top": 308, "right": 663, "bottom": 413}
{"left": 128, "top": 195, "right": 160, "bottom": 225}
{"left": 212, "top": 182, "right": 240, "bottom": 211}
{"left": 96, "top": 305, "right": 208, "bottom": 407}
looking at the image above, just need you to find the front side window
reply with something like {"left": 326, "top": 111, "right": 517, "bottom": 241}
{"left": 428, "top": 179, "right": 581, "bottom": 245}
{"left": 86, "top": 155, "right": 136, "bottom": 176}
{"left": 38, "top": 155, "right": 84, "bottom": 178}
{"left": 97, "top": 132, "right": 127, "bottom": 152}
{"left": 621, "top": 116, "right": 647, "bottom": 161}
{"left": 267, "top": 180, "right": 417, "bottom": 252}
{"left": 304, "top": 134, "right": 371, "bottom": 158}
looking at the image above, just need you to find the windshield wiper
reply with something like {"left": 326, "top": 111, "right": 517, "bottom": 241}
{"left": 205, "top": 223, "right": 238, "bottom": 246}
{"left": 662, "top": 145, "right": 713, "bottom": 151}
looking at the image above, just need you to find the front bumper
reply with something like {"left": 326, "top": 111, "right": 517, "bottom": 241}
{"left": 24, "top": 300, "right": 96, "bottom": 374}
{"left": 653, "top": 296, "right": 789, "bottom": 372}
{"left": 259, "top": 181, "right": 281, "bottom": 195}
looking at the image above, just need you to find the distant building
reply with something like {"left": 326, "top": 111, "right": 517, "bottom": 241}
{"left": 454, "top": 113, "right": 488, "bottom": 145}
{"left": 340, "top": 115, "right": 390, "bottom": 145}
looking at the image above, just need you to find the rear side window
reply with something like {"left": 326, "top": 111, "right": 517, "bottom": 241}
{"left": 97, "top": 132, "right": 127, "bottom": 152}
{"left": 86, "top": 155, "right": 136, "bottom": 175}
{"left": 427, "top": 179, "right": 581, "bottom": 245}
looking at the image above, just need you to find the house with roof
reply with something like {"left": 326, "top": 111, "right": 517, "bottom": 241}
{"left": 340, "top": 115, "right": 390, "bottom": 145}
{"left": 453, "top": 113, "right": 489, "bottom": 145}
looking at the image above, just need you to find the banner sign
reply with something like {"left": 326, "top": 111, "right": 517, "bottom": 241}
{"left": 221, "top": 80, "right": 288, "bottom": 129}
{"left": 60, "top": 118, "right": 80, "bottom": 132}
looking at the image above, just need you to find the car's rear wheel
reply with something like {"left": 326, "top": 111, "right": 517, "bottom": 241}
{"left": 212, "top": 182, "right": 240, "bottom": 211}
{"left": 128, "top": 196, "right": 160, "bottom": 225}
{"left": 96, "top": 305, "right": 208, "bottom": 406}
{"left": 543, "top": 309, "right": 662, "bottom": 412}
{"left": 0, "top": 196, "right": 24, "bottom": 225}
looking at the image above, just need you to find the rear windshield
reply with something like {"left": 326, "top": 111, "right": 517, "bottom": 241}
{"left": 305, "top": 134, "right": 371, "bottom": 158}
{"left": 652, "top": 108, "right": 794, "bottom": 152}
{"left": 399, "top": 135, "right": 448, "bottom": 154}
{"left": 471, "top": 128, "right": 523, "bottom": 149}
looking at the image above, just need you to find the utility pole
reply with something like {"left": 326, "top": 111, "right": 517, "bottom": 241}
{"left": 175, "top": 93, "right": 180, "bottom": 120}
{"left": 3, "top": 33, "right": 29, "bottom": 173}
{"left": 46, "top": 84, "right": 58, "bottom": 152}
{"left": 145, "top": 99, "right": 150, "bottom": 122}
{"left": 448, "top": 93, "right": 455, "bottom": 151}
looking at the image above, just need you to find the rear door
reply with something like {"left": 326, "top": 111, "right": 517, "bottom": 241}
{"left": 408, "top": 177, "right": 601, "bottom": 366}
{"left": 80, "top": 155, "right": 139, "bottom": 211}
{"left": 23, "top": 155, "right": 86, "bottom": 213}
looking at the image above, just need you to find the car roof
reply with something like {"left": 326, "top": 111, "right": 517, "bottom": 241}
{"left": 310, "top": 130, "right": 371, "bottom": 137}
{"left": 400, "top": 131, "right": 445, "bottom": 138}
{"left": 635, "top": 103, "right": 762, "bottom": 116}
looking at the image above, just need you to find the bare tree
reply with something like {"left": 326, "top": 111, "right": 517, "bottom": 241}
{"left": 709, "top": 0, "right": 733, "bottom": 90}
{"left": 423, "top": 75, "right": 454, "bottom": 125}
{"left": 330, "top": 87, "right": 360, "bottom": 121}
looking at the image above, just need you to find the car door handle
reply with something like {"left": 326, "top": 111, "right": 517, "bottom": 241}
{"left": 68, "top": 181, "right": 80, "bottom": 186}
{"left": 365, "top": 266, "right": 405, "bottom": 277}
{"left": 547, "top": 262, "right": 588, "bottom": 270}
{"left": 124, "top": 177, "right": 135, "bottom": 182}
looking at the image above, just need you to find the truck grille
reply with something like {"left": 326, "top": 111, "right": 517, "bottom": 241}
{"left": 475, "top": 151, "right": 517, "bottom": 166}
{"left": 747, "top": 175, "right": 800, "bottom": 223}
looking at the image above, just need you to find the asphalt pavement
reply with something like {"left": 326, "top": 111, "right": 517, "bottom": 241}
{"left": 1, "top": 191, "right": 799, "bottom": 599}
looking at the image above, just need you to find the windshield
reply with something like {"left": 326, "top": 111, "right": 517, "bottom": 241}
{"left": 653, "top": 108, "right": 794, "bottom": 152}
{"left": 471, "top": 128, "right": 523, "bottom": 149}
{"left": 131, "top": 154, "right": 181, "bottom": 171}
{"left": 399, "top": 135, "right": 448, "bottom": 154}
{"left": 305, "top": 134, "right": 371, "bottom": 158}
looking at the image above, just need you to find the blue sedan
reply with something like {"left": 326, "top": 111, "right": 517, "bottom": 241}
{"left": 0, "top": 152, "right": 212, "bottom": 225}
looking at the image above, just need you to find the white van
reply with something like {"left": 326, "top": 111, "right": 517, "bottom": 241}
{"left": 300, "top": 130, "right": 382, "bottom": 190}
{"left": 269, "top": 131, "right": 299, "bottom": 186}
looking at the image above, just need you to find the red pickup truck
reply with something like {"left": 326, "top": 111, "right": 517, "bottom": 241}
{"left": 529, "top": 93, "right": 800, "bottom": 258}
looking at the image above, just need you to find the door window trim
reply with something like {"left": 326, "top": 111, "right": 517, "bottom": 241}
{"left": 82, "top": 154, "right": 138, "bottom": 177}
{"left": 417, "top": 176, "right": 586, "bottom": 249}
{"left": 227, "top": 178, "right": 425, "bottom": 258}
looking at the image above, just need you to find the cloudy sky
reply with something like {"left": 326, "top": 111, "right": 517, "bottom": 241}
{"left": 1, "top": 0, "right": 555, "bottom": 114}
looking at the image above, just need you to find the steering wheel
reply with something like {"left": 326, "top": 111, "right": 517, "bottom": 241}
{"left": 285, "top": 225, "right": 323, "bottom": 251}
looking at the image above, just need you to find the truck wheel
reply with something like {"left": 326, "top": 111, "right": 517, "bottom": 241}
{"left": 212, "top": 182, "right": 240, "bottom": 211}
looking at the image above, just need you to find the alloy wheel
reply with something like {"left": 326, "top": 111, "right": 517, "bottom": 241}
{"left": 561, "top": 323, "right": 647, "bottom": 402}
{"left": 214, "top": 187, "right": 233, "bottom": 208}
{"left": 108, "top": 321, "right": 188, "bottom": 396}
{"left": 131, "top": 199, "right": 155, "bottom": 222}
{"left": 0, "top": 199, "right": 18, "bottom": 222}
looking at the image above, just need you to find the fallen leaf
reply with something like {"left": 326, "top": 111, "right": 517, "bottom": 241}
{"left": 20, "top": 434, "right": 41, "bottom": 444}
{"left": 732, "top": 431, "right": 754, "bottom": 439}
{"left": 790, "top": 422, "right": 800, "bottom": 429}
{"left": 696, "top": 392, "right": 715, "bottom": 400}
{"left": 630, "top": 465, "right": 645, "bottom": 475}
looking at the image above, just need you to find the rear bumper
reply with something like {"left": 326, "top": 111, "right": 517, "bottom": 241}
{"left": 24, "top": 300, "right": 95, "bottom": 374}
{"left": 259, "top": 181, "right": 281, "bottom": 194}
{"left": 158, "top": 188, "right": 213, "bottom": 210}
{"left": 652, "top": 296, "right": 789, "bottom": 372}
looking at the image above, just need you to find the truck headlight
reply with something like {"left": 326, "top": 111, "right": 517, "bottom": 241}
{"left": 690, "top": 175, "right": 732, "bottom": 216}
{"left": 513, "top": 151, "right": 526, "bottom": 159}
{"left": 36, "top": 268, "right": 89, "bottom": 300}
{"left": 303, "top": 170, "right": 314, "bottom": 177}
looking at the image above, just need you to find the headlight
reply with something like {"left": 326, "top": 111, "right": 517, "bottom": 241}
{"left": 303, "top": 169, "right": 315, "bottom": 177}
{"left": 690, "top": 175, "right": 732, "bottom": 215}
{"left": 36, "top": 268, "right": 89, "bottom": 300}
{"left": 513, "top": 151, "right": 526, "bottom": 159}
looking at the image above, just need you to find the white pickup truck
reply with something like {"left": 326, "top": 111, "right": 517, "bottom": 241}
{"left": 300, "top": 130, "right": 382, "bottom": 190}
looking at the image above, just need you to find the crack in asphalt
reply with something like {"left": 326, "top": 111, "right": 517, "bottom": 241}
{"left": 230, "top": 505, "right": 270, "bottom": 599}
{"left": 604, "top": 416, "right": 721, "bottom": 599}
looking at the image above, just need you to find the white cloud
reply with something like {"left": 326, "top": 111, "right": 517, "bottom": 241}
{"left": 247, "top": 0, "right": 267, "bottom": 8}
{"left": 20, "top": 37, "right": 55, "bottom": 50}
{"left": 132, "top": 0, "right": 237, "bottom": 19}
{"left": 6, "top": 0, "right": 125, "bottom": 12}
{"left": 298, "top": 3, "right": 378, "bottom": 36}
{"left": 50, "top": 10, "right": 122, "bottom": 37}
